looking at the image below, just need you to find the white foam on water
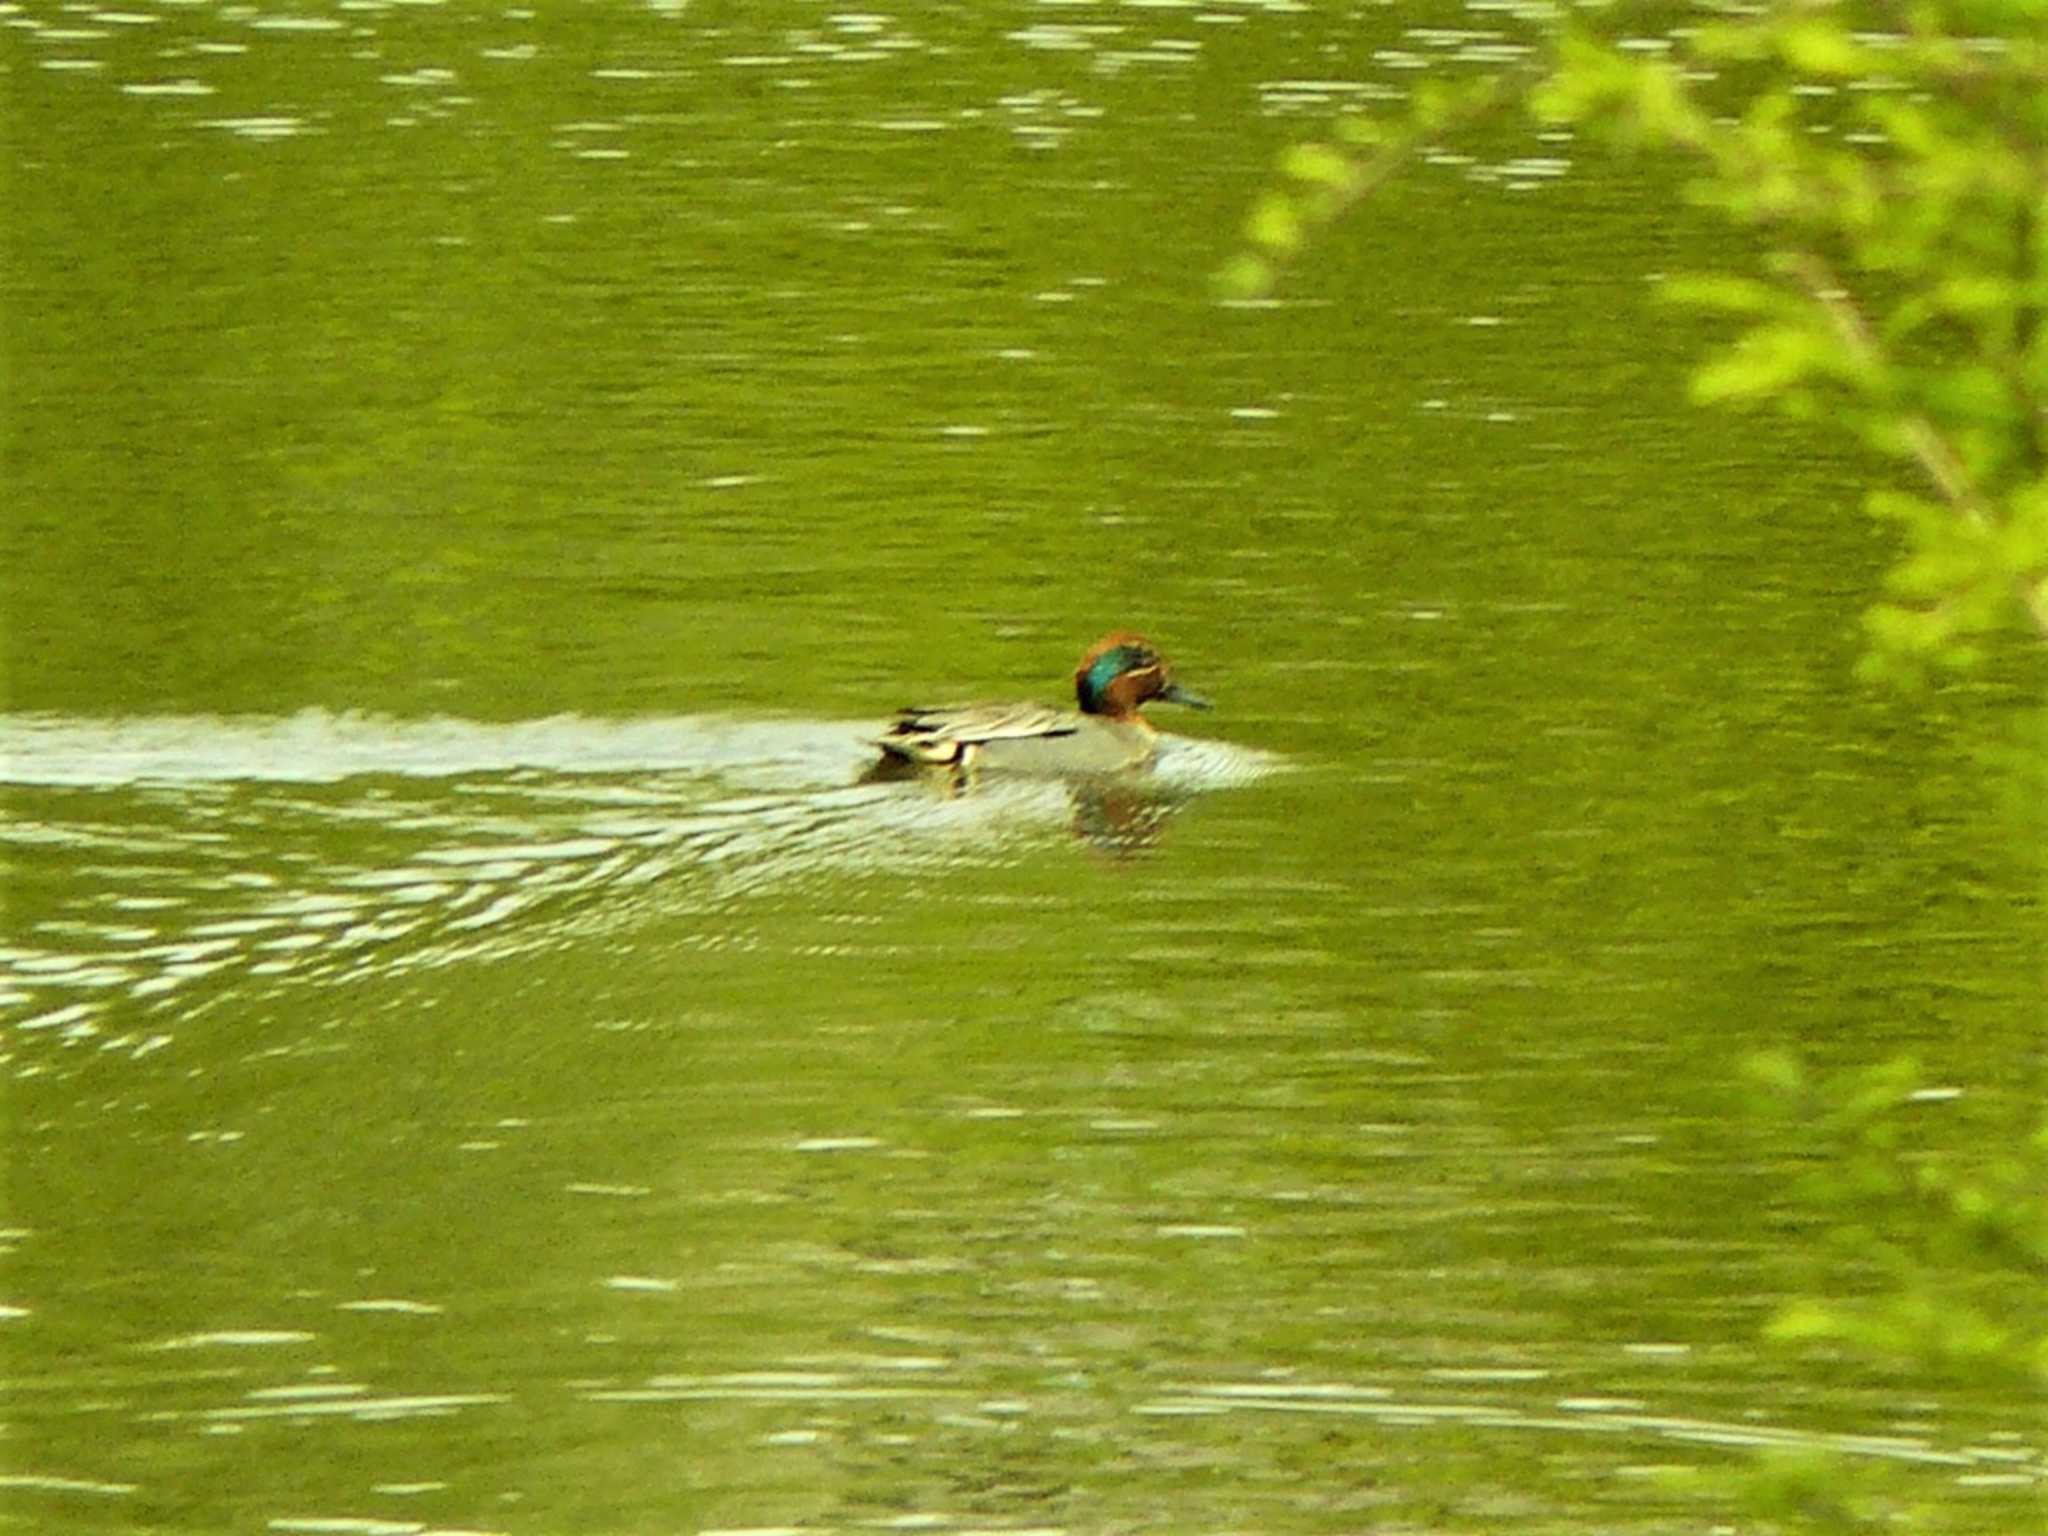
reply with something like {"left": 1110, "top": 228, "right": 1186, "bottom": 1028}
{"left": 0, "top": 710, "right": 1282, "bottom": 792}
{"left": 0, "top": 710, "right": 863, "bottom": 789}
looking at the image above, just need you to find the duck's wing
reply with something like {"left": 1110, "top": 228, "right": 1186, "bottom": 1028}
{"left": 876, "top": 701, "right": 1077, "bottom": 764}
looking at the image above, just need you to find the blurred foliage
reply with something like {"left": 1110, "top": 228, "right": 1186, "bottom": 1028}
{"left": 1228, "top": 14, "right": 2048, "bottom": 1524}
{"left": 1742, "top": 1050, "right": 2046, "bottom": 1388}
{"left": 1225, "top": 0, "right": 2048, "bottom": 684}
{"left": 1722, "top": 1051, "right": 2048, "bottom": 1531}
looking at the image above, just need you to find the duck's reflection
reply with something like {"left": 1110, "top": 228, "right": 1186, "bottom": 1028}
{"left": 1066, "top": 776, "right": 1190, "bottom": 856}
{"left": 858, "top": 758, "right": 1191, "bottom": 855}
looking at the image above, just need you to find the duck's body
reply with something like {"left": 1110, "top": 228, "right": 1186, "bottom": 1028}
{"left": 876, "top": 702, "right": 1164, "bottom": 774}
{"left": 871, "top": 632, "right": 1209, "bottom": 778}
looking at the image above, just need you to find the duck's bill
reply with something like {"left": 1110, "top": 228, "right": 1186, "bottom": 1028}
{"left": 1158, "top": 682, "right": 1213, "bottom": 710}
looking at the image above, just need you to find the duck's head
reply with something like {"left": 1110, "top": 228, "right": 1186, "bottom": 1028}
{"left": 1074, "top": 631, "right": 1213, "bottom": 721}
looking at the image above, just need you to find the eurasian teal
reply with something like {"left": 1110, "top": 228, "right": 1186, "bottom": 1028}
{"left": 869, "top": 632, "right": 1212, "bottom": 777}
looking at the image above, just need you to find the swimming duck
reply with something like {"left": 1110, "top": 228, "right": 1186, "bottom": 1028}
{"left": 869, "top": 632, "right": 1212, "bottom": 777}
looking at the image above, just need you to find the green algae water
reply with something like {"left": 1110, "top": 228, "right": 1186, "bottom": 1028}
{"left": 3, "top": 5, "right": 2041, "bottom": 1533}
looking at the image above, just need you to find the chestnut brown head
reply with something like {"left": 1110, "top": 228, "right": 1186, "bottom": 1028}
{"left": 1073, "top": 632, "right": 1212, "bottom": 720}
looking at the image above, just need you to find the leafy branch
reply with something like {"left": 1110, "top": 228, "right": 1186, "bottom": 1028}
{"left": 1227, "top": 0, "right": 2048, "bottom": 680}
{"left": 1744, "top": 1050, "right": 2048, "bottom": 1387}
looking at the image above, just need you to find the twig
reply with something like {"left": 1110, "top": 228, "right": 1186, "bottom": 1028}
{"left": 1781, "top": 251, "right": 2048, "bottom": 639}
{"left": 1779, "top": 251, "right": 1989, "bottom": 524}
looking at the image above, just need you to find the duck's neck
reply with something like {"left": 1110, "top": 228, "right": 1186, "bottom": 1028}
{"left": 1088, "top": 670, "right": 1157, "bottom": 724}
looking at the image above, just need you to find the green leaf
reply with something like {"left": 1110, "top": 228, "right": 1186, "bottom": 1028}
{"left": 1775, "top": 19, "right": 1870, "bottom": 79}
{"left": 1864, "top": 488, "right": 1946, "bottom": 529}
{"left": 1919, "top": 364, "right": 2018, "bottom": 429}
{"left": 1660, "top": 274, "right": 1789, "bottom": 315}
{"left": 1932, "top": 273, "right": 2021, "bottom": 319}
{"left": 1333, "top": 113, "right": 1387, "bottom": 148}
{"left": 1691, "top": 321, "right": 1855, "bottom": 404}
{"left": 1766, "top": 1299, "right": 1845, "bottom": 1345}
{"left": 2004, "top": 481, "right": 2048, "bottom": 571}
{"left": 1213, "top": 253, "right": 1272, "bottom": 301}
{"left": 1281, "top": 142, "right": 1358, "bottom": 192}
{"left": 1246, "top": 193, "right": 1303, "bottom": 256}
{"left": 1743, "top": 1049, "right": 1807, "bottom": 1100}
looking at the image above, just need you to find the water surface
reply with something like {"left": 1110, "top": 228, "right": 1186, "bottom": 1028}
{"left": 5, "top": 3, "right": 2041, "bottom": 1532}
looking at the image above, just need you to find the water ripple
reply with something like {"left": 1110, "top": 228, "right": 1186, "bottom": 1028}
{"left": 1, "top": 712, "right": 1279, "bottom": 1065}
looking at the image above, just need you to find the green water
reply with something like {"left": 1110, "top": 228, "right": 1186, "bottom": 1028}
{"left": 3, "top": 4, "right": 2041, "bottom": 1533}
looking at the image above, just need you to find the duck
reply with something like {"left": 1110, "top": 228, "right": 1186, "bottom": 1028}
{"left": 868, "top": 631, "right": 1212, "bottom": 778}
